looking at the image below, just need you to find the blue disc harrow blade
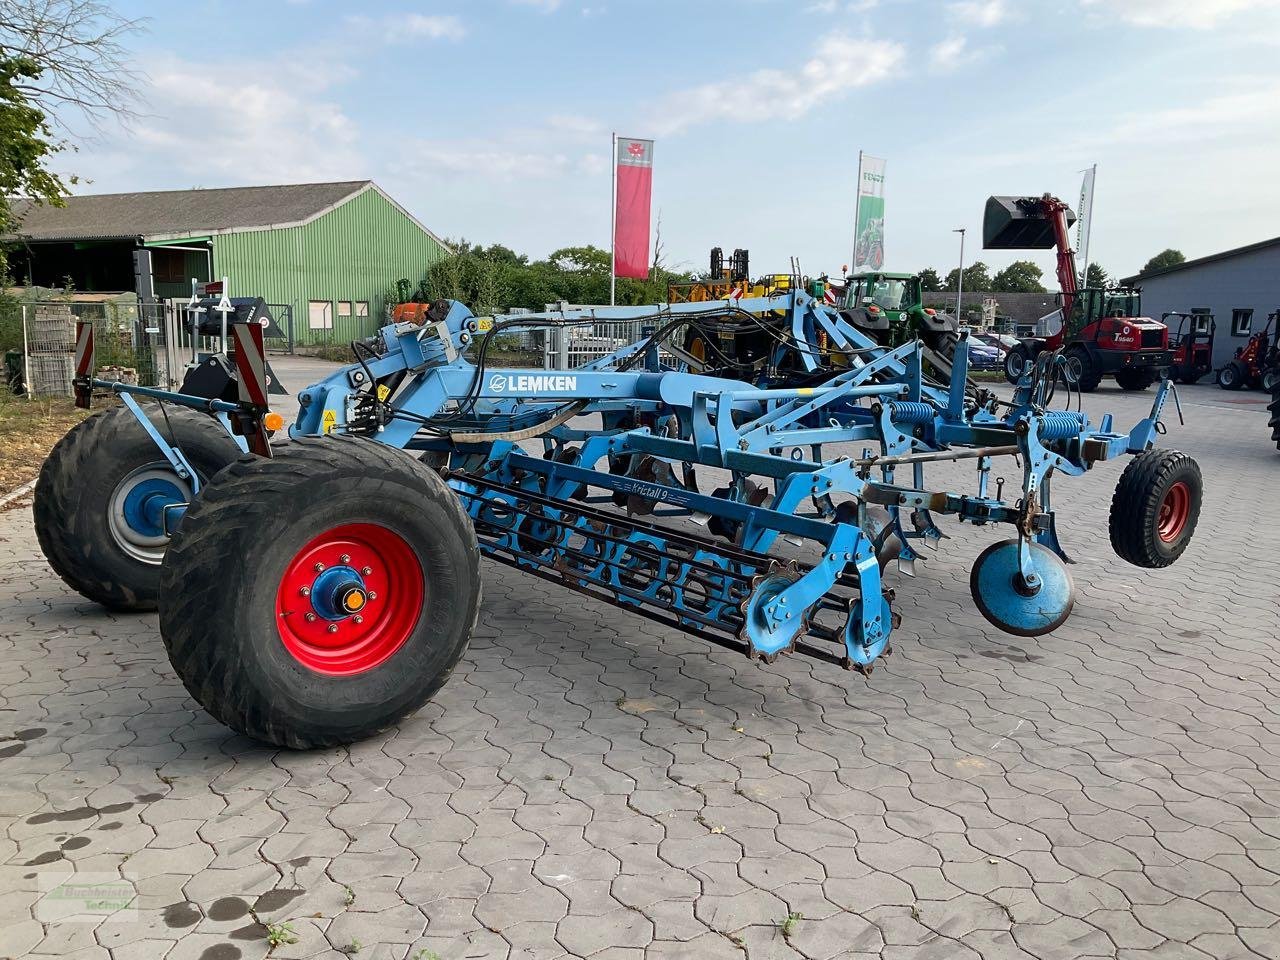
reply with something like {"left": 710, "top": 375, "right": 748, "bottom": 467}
{"left": 969, "top": 539, "right": 1075, "bottom": 637}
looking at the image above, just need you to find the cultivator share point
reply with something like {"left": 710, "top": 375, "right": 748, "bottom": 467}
{"left": 36, "top": 279, "right": 1202, "bottom": 747}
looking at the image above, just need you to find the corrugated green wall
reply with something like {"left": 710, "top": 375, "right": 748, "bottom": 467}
{"left": 211, "top": 187, "right": 447, "bottom": 346}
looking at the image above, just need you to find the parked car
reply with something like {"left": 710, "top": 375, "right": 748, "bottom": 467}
{"left": 967, "top": 339, "right": 1004, "bottom": 370}
{"left": 972, "top": 331, "right": 1020, "bottom": 354}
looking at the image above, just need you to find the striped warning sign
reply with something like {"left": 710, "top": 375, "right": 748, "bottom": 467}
{"left": 74, "top": 321, "right": 94, "bottom": 378}
{"left": 231, "top": 321, "right": 269, "bottom": 407}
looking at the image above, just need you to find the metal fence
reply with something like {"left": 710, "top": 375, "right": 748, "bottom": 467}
{"left": 12, "top": 299, "right": 299, "bottom": 398}
{"left": 542, "top": 319, "right": 678, "bottom": 370}
{"left": 15, "top": 300, "right": 170, "bottom": 398}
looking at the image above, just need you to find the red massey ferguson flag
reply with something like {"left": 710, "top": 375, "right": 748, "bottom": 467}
{"left": 614, "top": 137, "right": 654, "bottom": 279}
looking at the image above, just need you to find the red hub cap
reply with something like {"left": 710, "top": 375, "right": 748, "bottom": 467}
{"left": 1157, "top": 481, "right": 1191, "bottom": 543}
{"left": 276, "top": 523, "right": 424, "bottom": 675}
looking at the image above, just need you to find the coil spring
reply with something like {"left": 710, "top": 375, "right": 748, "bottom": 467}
{"left": 889, "top": 401, "right": 934, "bottom": 425}
{"left": 1038, "top": 410, "right": 1086, "bottom": 441}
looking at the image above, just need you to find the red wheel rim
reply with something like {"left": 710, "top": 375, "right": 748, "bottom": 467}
{"left": 1156, "top": 481, "right": 1191, "bottom": 543}
{"left": 276, "top": 523, "right": 424, "bottom": 675}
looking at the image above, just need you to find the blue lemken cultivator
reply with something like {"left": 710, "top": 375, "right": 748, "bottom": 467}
{"left": 36, "top": 283, "right": 1202, "bottom": 748}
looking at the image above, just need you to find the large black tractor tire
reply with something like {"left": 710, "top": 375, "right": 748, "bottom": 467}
{"left": 1115, "top": 368, "right": 1156, "bottom": 392}
{"left": 920, "top": 329, "right": 979, "bottom": 401}
{"left": 1108, "top": 449, "right": 1201, "bottom": 568}
{"left": 1217, "top": 360, "right": 1247, "bottom": 390}
{"left": 1269, "top": 376, "right": 1280, "bottom": 451}
{"left": 34, "top": 404, "right": 242, "bottom": 611}
{"left": 1003, "top": 344, "right": 1030, "bottom": 385}
{"left": 158, "top": 436, "right": 481, "bottom": 749}
{"left": 1064, "top": 346, "right": 1102, "bottom": 392}
{"left": 923, "top": 328, "right": 958, "bottom": 372}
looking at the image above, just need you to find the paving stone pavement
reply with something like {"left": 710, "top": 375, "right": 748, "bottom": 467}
{"left": 2, "top": 383, "right": 1279, "bottom": 960}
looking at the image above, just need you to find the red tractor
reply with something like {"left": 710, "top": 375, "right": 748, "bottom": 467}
{"left": 985, "top": 195, "right": 1172, "bottom": 391}
{"left": 1164, "top": 311, "right": 1216, "bottom": 385}
{"left": 1217, "top": 310, "right": 1279, "bottom": 392}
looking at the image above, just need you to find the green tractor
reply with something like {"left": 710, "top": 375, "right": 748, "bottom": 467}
{"left": 840, "top": 271, "right": 963, "bottom": 374}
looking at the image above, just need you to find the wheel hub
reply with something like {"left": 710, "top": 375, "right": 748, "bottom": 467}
{"left": 306, "top": 565, "right": 368, "bottom": 620}
{"left": 1157, "top": 481, "right": 1191, "bottom": 543}
{"left": 276, "top": 523, "right": 424, "bottom": 675}
{"left": 108, "top": 465, "right": 193, "bottom": 564}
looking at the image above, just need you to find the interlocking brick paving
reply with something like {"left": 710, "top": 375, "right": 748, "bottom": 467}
{"left": 2, "top": 383, "right": 1278, "bottom": 959}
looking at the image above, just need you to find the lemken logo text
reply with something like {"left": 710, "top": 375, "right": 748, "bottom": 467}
{"left": 487, "top": 373, "right": 578, "bottom": 393}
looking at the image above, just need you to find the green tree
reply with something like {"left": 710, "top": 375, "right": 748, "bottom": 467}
{"left": 918, "top": 268, "right": 942, "bottom": 293}
{"left": 0, "top": 1, "right": 143, "bottom": 277}
{"left": 420, "top": 239, "right": 510, "bottom": 315}
{"left": 990, "top": 260, "right": 1046, "bottom": 293}
{"left": 944, "top": 262, "right": 992, "bottom": 292}
{"left": 1140, "top": 249, "right": 1185, "bottom": 275}
{"left": 1084, "top": 262, "right": 1109, "bottom": 288}
{"left": 0, "top": 56, "right": 69, "bottom": 276}
{"left": 414, "top": 238, "right": 695, "bottom": 316}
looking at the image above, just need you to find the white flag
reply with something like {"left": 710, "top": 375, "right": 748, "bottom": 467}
{"left": 1076, "top": 165, "right": 1096, "bottom": 285}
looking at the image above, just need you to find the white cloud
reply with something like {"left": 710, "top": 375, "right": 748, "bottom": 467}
{"left": 929, "top": 35, "right": 970, "bottom": 69}
{"left": 546, "top": 114, "right": 606, "bottom": 139}
{"left": 949, "top": 0, "right": 1009, "bottom": 26}
{"left": 1099, "top": 80, "right": 1280, "bottom": 144}
{"left": 344, "top": 13, "right": 466, "bottom": 43}
{"left": 386, "top": 114, "right": 614, "bottom": 184}
{"left": 81, "top": 57, "right": 366, "bottom": 188}
{"left": 806, "top": 0, "right": 878, "bottom": 10}
{"left": 511, "top": 0, "right": 563, "bottom": 11}
{"left": 395, "top": 143, "right": 571, "bottom": 180}
{"left": 649, "top": 33, "right": 905, "bottom": 135}
{"left": 395, "top": 14, "right": 466, "bottom": 41}
{"left": 1080, "top": 0, "right": 1279, "bottom": 28}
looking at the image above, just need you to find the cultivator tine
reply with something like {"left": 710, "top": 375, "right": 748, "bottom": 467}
{"left": 72, "top": 320, "right": 94, "bottom": 409}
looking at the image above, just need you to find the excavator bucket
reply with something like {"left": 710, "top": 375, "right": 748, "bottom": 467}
{"left": 983, "top": 196, "right": 1077, "bottom": 249}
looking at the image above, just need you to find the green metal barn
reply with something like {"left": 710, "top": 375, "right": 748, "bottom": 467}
{"left": 6, "top": 181, "right": 449, "bottom": 346}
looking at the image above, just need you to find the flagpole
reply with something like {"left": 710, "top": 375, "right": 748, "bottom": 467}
{"left": 610, "top": 131, "right": 617, "bottom": 306}
{"left": 850, "top": 150, "right": 863, "bottom": 273}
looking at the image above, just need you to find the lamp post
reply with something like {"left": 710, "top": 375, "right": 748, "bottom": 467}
{"left": 953, "top": 227, "right": 966, "bottom": 324}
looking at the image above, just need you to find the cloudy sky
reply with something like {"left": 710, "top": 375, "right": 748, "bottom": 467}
{"left": 64, "top": 0, "right": 1280, "bottom": 282}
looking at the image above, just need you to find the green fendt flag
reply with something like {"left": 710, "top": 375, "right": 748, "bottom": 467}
{"left": 852, "top": 153, "right": 886, "bottom": 272}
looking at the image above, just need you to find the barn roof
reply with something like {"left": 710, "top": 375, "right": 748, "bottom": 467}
{"left": 4, "top": 181, "right": 429, "bottom": 243}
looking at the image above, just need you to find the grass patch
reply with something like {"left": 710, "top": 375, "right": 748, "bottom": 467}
{"left": 0, "top": 394, "right": 98, "bottom": 502}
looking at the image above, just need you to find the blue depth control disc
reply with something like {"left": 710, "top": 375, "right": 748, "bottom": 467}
{"left": 970, "top": 539, "right": 1075, "bottom": 637}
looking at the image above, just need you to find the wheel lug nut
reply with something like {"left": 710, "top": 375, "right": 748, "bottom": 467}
{"left": 313, "top": 562, "right": 324, "bottom": 572}
{"left": 305, "top": 613, "right": 317, "bottom": 622}
{"left": 327, "top": 623, "right": 338, "bottom": 634}
{"left": 299, "top": 586, "right": 310, "bottom": 596}
{"left": 361, "top": 566, "right": 372, "bottom": 575}
{"left": 340, "top": 554, "right": 350, "bottom": 564}
{"left": 367, "top": 592, "right": 377, "bottom": 601}
{"left": 353, "top": 615, "right": 364, "bottom": 624}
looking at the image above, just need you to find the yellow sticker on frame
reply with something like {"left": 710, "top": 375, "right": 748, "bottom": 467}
{"left": 321, "top": 409, "right": 337, "bottom": 434}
